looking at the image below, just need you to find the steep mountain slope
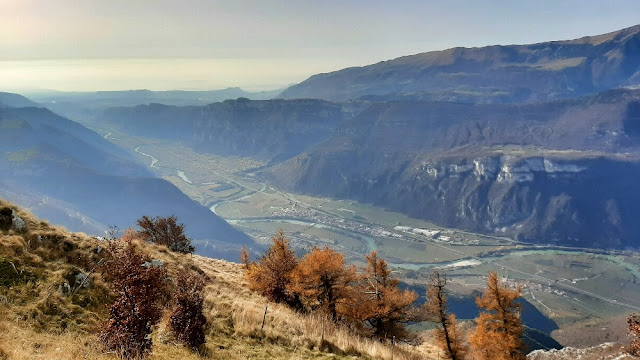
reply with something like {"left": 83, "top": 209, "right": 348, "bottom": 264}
{"left": 0, "top": 199, "right": 430, "bottom": 359}
{"left": 101, "top": 98, "right": 363, "bottom": 161}
{"left": 264, "top": 89, "right": 640, "bottom": 248}
{"left": 0, "top": 92, "right": 40, "bottom": 108}
{"left": 280, "top": 24, "right": 640, "bottom": 103}
{"left": 0, "top": 94, "right": 250, "bottom": 255}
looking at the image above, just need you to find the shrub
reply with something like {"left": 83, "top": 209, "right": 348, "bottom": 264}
{"left": 0, "top": 207, "right": 13, "bottom": 231}
{"left": 169, "top": 270, "right": 207, "bottom": 350}
{"left": 136, "top": 215, "right": 194, "bottom": 253}
{"left": 629, "top": 313, "right": 640, "bottom": 355}
{"left": 99, "top": 236, "right": 167, "bottom": 358}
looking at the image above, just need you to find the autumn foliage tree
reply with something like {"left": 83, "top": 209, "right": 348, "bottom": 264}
{"left": 469, "top": 272, "right": 525, "bottom": 360}
{"left": 243, "top": 234, "right": 419, "bottom": 341}
{"left": 245, "top": 229, "right": 299, "bottom": 306}
{"left": 137, "top": 215, "right": 194, "bottom": 253}
{"left": 240, "top": 244, "right": 251, "bottom": 269}
{"left": 628, "top": 313, "right": 640, "bottom": 355}
{"left": 99, "top": 234, "right": 168, "bottom": 358}
{"left": 169, "top": 270, "right": 207, "bottom": 350}
{"left": 425, "top": 269, "right": 467, "bottom": 360}
{"left": 288, "top": 246, "right": 356, "bottom": 320}
{"left": 344, "top": 251, "right": 417, "bottom": 340}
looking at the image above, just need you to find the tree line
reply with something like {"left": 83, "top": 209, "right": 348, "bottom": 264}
{"left": 243, "top": 229, "right": 527, "bottom": 359}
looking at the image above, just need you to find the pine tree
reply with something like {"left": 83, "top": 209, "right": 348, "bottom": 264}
{"left": 469, "top": 272, "right": 525, "bottom": 360}
{"left": 425, "top": 269, "right": 467, "bottom": 360}
{"left": 288, "top": 246, "right": 356, "bottom": 321}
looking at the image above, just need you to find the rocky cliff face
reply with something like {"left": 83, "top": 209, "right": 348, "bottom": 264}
{"left": 389, "top": 155, "right": 637, "bottom": 248}
{"left": 265, "top": 90, "right": 640, "bottom": 249}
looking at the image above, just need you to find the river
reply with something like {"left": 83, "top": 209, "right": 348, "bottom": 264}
{"left": 134, "top": 146, "right": 158, "bottom": 168}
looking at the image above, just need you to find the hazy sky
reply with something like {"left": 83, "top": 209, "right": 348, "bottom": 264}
{"left": 2, "top": 0, "right": 640, "bottom": 92}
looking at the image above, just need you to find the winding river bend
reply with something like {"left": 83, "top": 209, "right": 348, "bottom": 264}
{"left": 134, "top": 146, "right": 158, "bottom": 168}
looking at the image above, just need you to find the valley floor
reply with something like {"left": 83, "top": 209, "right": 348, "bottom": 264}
{"left": 89, "top": 126, "right": 640, "bottom": 350}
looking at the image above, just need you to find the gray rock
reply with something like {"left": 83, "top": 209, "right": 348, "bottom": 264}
{"left": 75, "top": 273, "right": 90, "bottom": 288}
{"left": 59, "top": 282, "right": 72, "bottom": 295}
{"left": 142, "top": 258, "right": 164, "bottom": 268}
{"left": 11, "top": 212, "right": 26, "bottom": 231}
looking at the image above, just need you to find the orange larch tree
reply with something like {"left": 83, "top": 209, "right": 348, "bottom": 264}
{"left": 344, "top": 251, "right": 417, "bottom": 340}
{"left": 288, "top": 246, "right": 356, "bottom": 321}
{"left": 469, "top": 272, "right": 525, "bottom": 360}
{"left": 240, "top": 244, "right": 251, "bottom": 269}
{"left": 245, "top": 229, "right": 299, "bottom": 306}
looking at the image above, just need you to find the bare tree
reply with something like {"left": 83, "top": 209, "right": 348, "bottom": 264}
{"left": 425, "top": 269, "right": 467, "bottom": 359}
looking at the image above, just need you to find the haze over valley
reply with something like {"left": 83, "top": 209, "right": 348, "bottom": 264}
{"left": 3, "top": 2, "right": 640, "bottom": 359}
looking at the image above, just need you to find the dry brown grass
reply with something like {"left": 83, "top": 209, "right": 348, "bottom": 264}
{"left": 194, "top": 256, "right": 435, "bottom": 360}
{"left": 0, "top": 199, "right": 439, "bottom": 359}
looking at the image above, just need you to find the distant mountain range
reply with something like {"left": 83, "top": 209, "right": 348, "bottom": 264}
{"left": 26, "top": 87, "right": 282, "bottom": 124}
{"left": 0, "top": 93, "right": 251, "bottom": 258}
{"left": 9, "top": 24, "right": 640, "bottom": 250}
{"left": 101, "top": 98, "right": 365, "bottom": 162}
{"left": 280, "top": 25, "right": 640, "bottom": 103}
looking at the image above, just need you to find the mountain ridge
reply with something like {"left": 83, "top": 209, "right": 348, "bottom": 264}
{"left": 279, "top": 24, "right": 640, "bottom": 103}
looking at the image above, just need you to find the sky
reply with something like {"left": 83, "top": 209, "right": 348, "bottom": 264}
{"left": 2, "top": 0, "right": 640, "bottom": 92}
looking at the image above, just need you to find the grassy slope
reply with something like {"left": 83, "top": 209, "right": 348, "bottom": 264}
{"left": 0, "top": 199, "right": 435, "bottom": 360}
